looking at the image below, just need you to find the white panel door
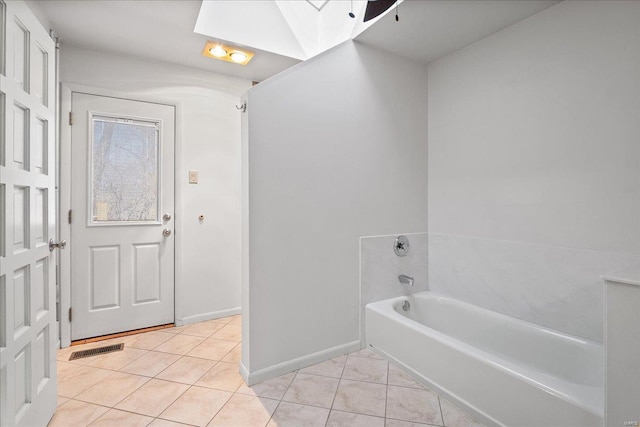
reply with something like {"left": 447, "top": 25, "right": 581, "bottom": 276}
{"left": 0, "top": 1, "right": 58, "bottom": 426}
{"left": 70, "top": 93, "right": 175, "bottom": 340}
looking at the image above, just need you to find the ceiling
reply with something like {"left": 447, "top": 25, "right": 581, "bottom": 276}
{"left": 355, "top": 0, "right": 560, "bottom": 65}
{"left": 30, "top": 0, "right": 300, "bottom": 82}
{"left": 30, "top": 0, "right": 561, "bottom": 83}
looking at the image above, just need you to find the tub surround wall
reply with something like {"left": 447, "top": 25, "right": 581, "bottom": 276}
{"left": 603, "top": 268, "right": 640, "bottom": 426}
{"left": 243, "top": 41, "right": 428, "bottom": 383}
{"left": 61, "top": 46, "right": 250, "bottom": 325}
{"left": 429, "top": 233, "right": 636, "bottom": 342}
{"left": 360, "top": 233, "right": 428, "bottom": 343}
{"left": 427, "top": 0, "right": 640, "bottom": 341}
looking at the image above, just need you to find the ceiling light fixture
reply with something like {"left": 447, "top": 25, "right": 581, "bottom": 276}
{"left": 209, "top": 45, "right": 227, "bottom": 57}
{"left": 230, "top": 51, "right": 248, "bottom": 63}
{"left": 202, "top": 41, "right": 255, "bottom": 65}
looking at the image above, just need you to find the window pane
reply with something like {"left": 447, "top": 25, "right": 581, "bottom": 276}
{"left": 91, "top": 118, "right": 159, "bottom": 223}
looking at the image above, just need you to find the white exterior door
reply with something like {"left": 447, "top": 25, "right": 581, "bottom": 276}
{"left": 0, "top": 1, "right": 58, "bottom": 426}
{"left": 70, "top": 93, "right": 175, "bottom": 341}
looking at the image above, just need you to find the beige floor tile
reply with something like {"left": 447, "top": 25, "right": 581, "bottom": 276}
{"left": 440, "top": 398, "right": 485, "bottom": 427}
{"left": 326, "top": 410, "right": 385, "bottom": 427}
{"left": 154, "top": 334, "right": 205, "bottom": 355}
{"left": 187, "top": 338, "right": 237, "bottom": 361}
{"left": 227, "top": 315, "right": 242, "bottom": 326}
{"left": 207, "top": 394, "right": 278, "bottom": 427}
{"left": 281, "top": 373, "right": 339, "bottom": 408}
{"left": 387, "top": 364, "right": 424, "bottom": 389}
{"left": 236, "top": 372, "right": 295, "bottom": 400}
{"left": 348, "top": 348, "right": 384, "bottom": 360}
{"left": 120, "top": 351, "right": 181, "bottom": 377}
{"left": 162, "top": 324, "right": 189, "bottom": 334}
{"left": 148, "top": 419, "right": 190, "bottom": 427}
{"left": 156, "top": 356, "right": 216, "bottom": 384}
{"left": 221, "top": 344, "right": 241, "bottom": 363}
{"left": 332, "top": 379, "right": 387, "bottom": 417}
{"left": 159, "top": 386, "right": 232, "bottom": 427}
{"left": 57, "top": 362, "right": 113, "bottom": 398}
{"left": 56, "top": 346, "right": 74, "bottom": 359}
{"left": 386, "top": 385, "right": 443, "bottom": 425}
{"left": 57, "top": 347, "right": 92, "bottom": 366}
{"left": 127, "top": 331, "right": 175, "bottom": 350}
{"left": 213, "top": 315, "right": 235, "bottom": 325}
{"left": 75, "top": 371, "right": 150, "bottom": 407}
{"left": 299, "top": 355, "right": 347, "bottom": 378}
{"left": 84, "top": 347, "right": 149, "bottom": 370}
{"left": 89, "top": 408, "right": 153, "bottom": 427}
{"left": 97, "top": 335, "right": 139, "bottom": 345}
{"left": 385, "top": 419, "right": 429, "bottom": 427}
{"left": 267, "top": 401, "right": 329, "bottom": 427}
{"left": 48, "top": 399, "right": 109, "bottom": 427}
{"left": 115, "top": 379, "right": 189, "bottom": 417}
{"left": 179, "top": 321, "right": 226, "bottom": 338}
{"left": 211, "top": 324, "right": 241, "bottom": 342}
{"left": 57, "top": 397, "right": 69, "bottom": 407}
{"left": 342, "top": 356, "right": 388, "bottom": 384}
{"left": 196, "top": 361, "right": 245, "bottom": 392}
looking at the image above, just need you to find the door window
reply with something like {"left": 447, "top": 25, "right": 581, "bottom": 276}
{"left": 90, "top": 115, "right": 160, "bottom": 224}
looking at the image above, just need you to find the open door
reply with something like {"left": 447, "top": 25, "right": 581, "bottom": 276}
{"left": 0, "top": 1, "right": 58, "bottom": 426}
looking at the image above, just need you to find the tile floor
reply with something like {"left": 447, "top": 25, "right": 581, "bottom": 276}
{"left": 51, "top": 314, "right": 485, "bottom": 427}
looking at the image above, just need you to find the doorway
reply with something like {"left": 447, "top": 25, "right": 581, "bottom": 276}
{"left": 65, "top": 92, "right": 175, "bottom": 341}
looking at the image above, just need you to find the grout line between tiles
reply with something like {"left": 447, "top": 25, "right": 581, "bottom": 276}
{"left": 73, "top": 373, "right": 152, "bottom": 409}
{"left": 437, "top": 395, "right": 445, "bottom": 426}
{"left": 384, "top": 363, "right": 389, "bottom": 420}
{"left": 302, "top": 369, "right": 421, "bottom": 389}
{"left": 266, "top": 399, "right": 284, "bottom": 427}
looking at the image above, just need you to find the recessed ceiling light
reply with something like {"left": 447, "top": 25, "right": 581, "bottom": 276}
{"left": 209, "top": 45, "right": 227, "bottom": 57}
{"left": 202, "top": 41, "right": 255, "bottom": 66}
{"left": 230, "top": 52, "right": 248, "bottom": 63}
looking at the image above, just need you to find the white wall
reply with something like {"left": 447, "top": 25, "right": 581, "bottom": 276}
{"left": 427, "top": 0, "right": 640, "bottom": 341}
{"left": 242, "top": 41, "right": 428, "bottom": 382}
{"left": 61, "top": 46, "right": 251, "bottom": 324}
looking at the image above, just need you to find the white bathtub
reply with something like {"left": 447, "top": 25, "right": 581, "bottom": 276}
{"left": 365, "top": 292, "right": 604, "bottom": 427}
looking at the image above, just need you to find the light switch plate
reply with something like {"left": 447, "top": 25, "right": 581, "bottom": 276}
{"left": 189, "top": 170, "right": 198, "bottom": 184}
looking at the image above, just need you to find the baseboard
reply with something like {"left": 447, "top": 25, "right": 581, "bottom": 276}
{"left": 177, "top": 307, "right": 241, "bottom": 326}
{"left": 244, "top": 340, "right": 361, "bottom": 386}
{"left": 239, "top": 361, "right": 250, "bottom": 384}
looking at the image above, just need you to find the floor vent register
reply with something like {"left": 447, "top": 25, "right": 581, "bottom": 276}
{"left": 68, "top": 343, "right": 125, "bottom": 360}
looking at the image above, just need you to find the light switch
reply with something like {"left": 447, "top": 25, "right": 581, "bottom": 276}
{"left": 189, "top": 170, "right": 198, "bottom": 184}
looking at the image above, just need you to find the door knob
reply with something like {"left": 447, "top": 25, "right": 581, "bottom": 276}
{"left": 163, "top": 228, "right": 172, "bottom": 237}
{"left": 163, "top": 213, "right": 172, "bottom": 221}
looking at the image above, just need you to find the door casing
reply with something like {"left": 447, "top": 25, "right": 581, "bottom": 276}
{"left": 59, "top": 83, "right": 183, "bottom": 347}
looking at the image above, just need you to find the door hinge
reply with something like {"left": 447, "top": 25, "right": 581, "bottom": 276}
{"left": 69, "top": 111, "right": 73, "bottom": 126}
{"left": 68, "top": 209, "right": 72, "bottom": 224}
{"left": 68, "top": 307, "right": 72, "bottom": 322}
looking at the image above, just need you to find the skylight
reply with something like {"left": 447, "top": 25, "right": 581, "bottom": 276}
{"left": 194, "top": 0, "right": 388, "bottom": 61}
{"left": 305, "top": 0, "right": 330, "bottom": 12}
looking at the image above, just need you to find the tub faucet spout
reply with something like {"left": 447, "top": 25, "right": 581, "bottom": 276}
{"left": 399, "top": 274, "right": 414, "bottom": 287}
